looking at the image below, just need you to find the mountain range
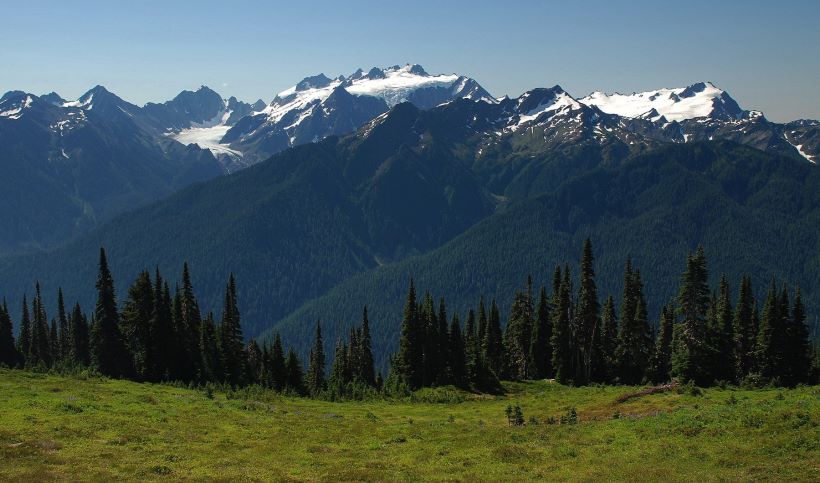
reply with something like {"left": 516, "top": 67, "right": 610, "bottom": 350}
{"left": 1, "top": 64, "right": 818, "bottom": 367}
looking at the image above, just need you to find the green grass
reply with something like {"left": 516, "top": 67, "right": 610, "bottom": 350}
{"left": 0, "top": 369, "right": 818, "bottom": 481}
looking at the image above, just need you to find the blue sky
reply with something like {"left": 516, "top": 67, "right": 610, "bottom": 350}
{"left": 2, "top": 0, "right": 818, "bottom": 122}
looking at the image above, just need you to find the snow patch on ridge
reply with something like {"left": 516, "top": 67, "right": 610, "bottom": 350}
{"left": 580, "top": 82, "right": 730, "bottom": 122}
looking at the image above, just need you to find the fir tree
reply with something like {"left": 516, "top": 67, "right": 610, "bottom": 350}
{"left": 671, "top": 247, "right": 712, "bottom": 385}
{"left": 17, "top": 295, "right": 31, "bottom": 365}
{"left": 593, "top": 295, "right": 617, "bottom": 383}
{"left": 551, "top": 266, "right": 573, "bottom": 384}
{"left": 90, "top": 248, "right": 129, "bottom": 377}
{"left": 754, "top": 279, "right": 785, "bottom": 383}
{"left": 477, "top": 296, "right": 488, "bottom": 352}
{"left": 199, "top": 313, "right": 221, "bottom": 382}
{"left": 49, "top": 319, "right": 59, "bottom": 365}
{"left": 504, "top": 289, "right": 533, "bottom": 380}
{"left": 358, "top": 306, "right": 376, "bottom": 386}
{"left": 0, "top": 300, "right": 18, "bottom": 367}
{"left": 220, "top": 274, "right": 245, "bottom": 386}
{"left": 306, "top": 320, "right": 326, "bottom": 396}
{"left": 784, "top": 287, "right": 811, "bottom": 386}
{"left": 269, "top": 334, "right": 287, "bottom": 391}
{"left": 56, "top": 289, "right": 69, "bottom": 363}
{"left": 246, "top": 340, "right": 262, "bottom": 383}
{"left": 394, "top": 279, "right": 422, "bottom": 389}
{"left": 436, "top": 298, "right": 450, "bottom": 385}
{"left": 575, "top": 239, "right": 599, "bottom": 385}
{"left": 285, "top": 348, "right": 305, "bottom": 395}
{"left": 483, "top": 299, "right": 504, "bottom": 377}
{"left": 712, "top": 275, "right": 735, "bottom": 383}
{"left": 30, "top": 283, "right": 52, "bottom": 367}
{"left": 648, "top": 305, "right": 674, "bottom": 383}
{"left": 616, "top": 264, "right": 652, "bottom": 384}
{"left": 448, "top": 314, "right": 467, "bottom": 387}
{"left": 121, "top": 270, "right": 154, "bottom": 380}
{"left": 529, "top": 286, "right": 551, "bottom": 379}
{"left": 179, "top": 262, "right": 202, "bottom": 381}
{"left": 732, "top": 276, "right": 756, "bottom": 381}
{"left": 148, "top": 269, "right": 173, "bottom": 380}
{"left": 69, "top": 303, "right": 90, "bottom": 366}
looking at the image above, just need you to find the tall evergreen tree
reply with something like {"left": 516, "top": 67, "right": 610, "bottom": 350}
{"left": 671, "top": 247, "right": 712, "bottom": 385}
{"left": 121, "top": 271, "right": 154, "bottom": 380}
{"left": 90, "top": 248, "right": 129, "bottom": 377}
{"left": 616, "top": 264, "right": 653, "bottom": 384}
{"left": 529, "top": 286, "right": 552, "bottom": 379}
{"left": 477, "top": 296, "right": 488, "bottom": 349}
{"left": 17, "top": 295, "right": 31, "bottom": 365}
{"left": 199, "top": 312, "right": 221, "bottom": 382}
{"left": 285, "top": 348, "right": 305, "bottom": 394}
{"left": 269, "top": 333, "right": 287, "bottom": 391}
{"left": 0, "top": 300, "right": 18, "bottom": 367}
{"left": 754, "top": 279, "right": 785, "bottom": 383}
{"left": 358, "top": 306, "right": 376, "bottom": 386}
{"left": 69, "top": 303, "right": 90, "bottom": 366}
{"left": 220, "top": 274, "right": 245, "bottom": 386}
{"left": 56, "top": 289, "right": 69, "bottom": 363}
{"left": 733, "top": 276, "right": 756, "bottom": 381}
{"left": 592, "top": 295, "right": 617, "bottom": 383}
{"left": 419, "top": 291, "right": 439, "bottom": 387}
{"left": 648, "top": 305, "right": 674, "bottom": 383}
{"left": 179, "top": 262, "right": 202, "bottom": 381}
{"left": 712, "top": 275, "right": 735, "bottom": 382}
{"left": 49, "top": 319, "right": 59, "bottom": 365}
{"left": 483, "top": 299, "right": 504, "bottom": 377}
{"left": 245, "top": 340, "right": 262, "bottom": 384}
{"left": 394, "top": 279, "right": 422, "bottom": 389}
{"left": 551, "top": 266, "right": 573, "bottom": 384}
{"left": 504, "top": 289, "right": 533, "bottom": 380}
{"left": 784, "top": 288, "right": 811, "bottom": 386}
{"left": 306, "top": 320, "right": 326, "bottom": 396}
{"left": 148, "top": 269, "right": 173, "bottom": 380}
{"left": 575, "top": 239, "right": 599, "bottom": 384}
{"left": 448, "top": 314, "right": 467, "bottom": 387}
{"left": 30, "top": 283, "right": 52, "bottom": 367}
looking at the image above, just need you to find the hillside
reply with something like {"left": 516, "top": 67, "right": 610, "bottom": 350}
{"left": 268, "top": 142, "right": 820, "bottom": 369}
{"left": 0, "top": 370, "right": 816, "bottom": 481}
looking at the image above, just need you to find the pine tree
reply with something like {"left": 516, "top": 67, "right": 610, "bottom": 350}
{"left": 592, "top": 295, "right": 617, "bottom": 383}
{"left": 754, "top": 279, "right": 785, "bottom": 383}
{"left": 733, "top": 276, "right": 756, "bottom": 381}
{"left": 49, "top": 319, "right": 59, "bottom": 365}
{"left": 69, "top": 303, "right": 90, "bottom": 366}
{"left": 90, "top": 248, "right": 129, "bottom": 377}
{"left": 56, "top": 289, "right": 69, "bottom": 363}
{"left": 419, "top": 291, "right": 439, "bottom": 387}
{"left": 551, "top": 266, "right": 573, "bottom": 384}
{"left": 436, "top": 298, "right": 450, "bottom": 385}
{"left": 616, "top": 263, "right": 653, "bottom": 384}
{"left": 671, "top": 247, "right": 712, "bottom": 385}
{"left": 179, "top": 262, "right": 202, "bottom": 381}
{"left": 394, "top": 279, "right": 422, "bottom": 389}
{"left": 477, "top": 296, "right": 488, "bottom": 352}
{"left": 246, "top": 340, "right": 262, "bottom": 384}
{"left": 529, "top": 286, "right": 551, "bottom": 379}
{"left": 199, "top": 313, "right": 221, "bottom": 382}
{"left": 448, "top": 314, "right": 467, "bottom": 387}
{"left": 0, "top": 300, "right": 18, "bottom": 367}
{"left": 358, "top": 307, "right": 375, "bottom": 386}
{"left": 504, "top": 289, "right": 533, "bottom": 380}
{"left": 148, "top": 269, "right": 173, "bottom": 380}
{"left": 30, "top": 283, "right": 52, "bottom": 367}
{"left": 306, "top": 320, "right": 326, "bottom": 396}
{"left": 648, "top": 306, "right": 674, "bottom": 383}
{"left": 712, "top": 275, "right": 735, "bottom": 383}
{"left": 483, "top": 299, "right": 504, "bottom": 377}
{"left": 269, "top": 334, "right": 287, "bottom": 391}
{"left": 575, "top": 239, "right": 599, "bottom": 385}
{"left": 285, "top": 348, "right": 305, "bottom": 395}
{"left": 219, "top": 274, "right": 245, "bottom": 386}
{"left": 121, "top": 270, "right": 154, "bottom": 380}
{"left": 784, "top": 287, "right": 811, "bottom": 386}
{"left": 329, "top": 338, "right": 350, "bottom": 392}
{"left": 17, "top": 295, "right": 31, "bottom": 365}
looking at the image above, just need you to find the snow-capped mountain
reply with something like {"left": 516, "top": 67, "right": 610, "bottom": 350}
{"left": 221, "top": 64, "right": 494, "bottom": 165}
{"left": 580, "top": 82, "right": 745, "bottom": 122}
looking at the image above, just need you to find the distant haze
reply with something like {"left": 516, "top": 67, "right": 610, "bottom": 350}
{"left": 1, "top": 0, "right": 818, "bottom": 123}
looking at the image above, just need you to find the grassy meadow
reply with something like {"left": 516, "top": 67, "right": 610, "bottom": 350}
{"left": 0, "top": 368, "right": 817, "bottom": 481}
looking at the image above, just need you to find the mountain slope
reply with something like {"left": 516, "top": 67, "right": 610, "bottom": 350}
{"left": 265, "top": 142, "right": 820, "bottom": 370}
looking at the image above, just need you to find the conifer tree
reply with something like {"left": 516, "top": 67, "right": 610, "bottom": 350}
{"left": 0, "top": 300, "right": 18, "bottom": 367}
{"left": 712, "top": 275, "right": 735, "bottom": 382}
{"left": 477, "top": 296, "right": 488, "bottom": 351}
{"left": 199, "top": 313, "right": 221, "bottom": 382}
{"left": 483, "top": 299, "right": 504, "bottom": 377}
{"left": 754, "top": 279, "right": 785, "bottom": 382}
{"left": 306, "top": 320, "right": 326, "bottom": 396}
{"left": 358, "top": 306, "right": 376, "bottom": 386}
{"left": 436, "top": 298, "right": 450, "bottom": 385}
{"left": 69, "top": 303, "right": 90, "bottom": 366}
{"left": 529, "top": 286, "right": 551, "bottom": 379}
{"left": 329, "top": 338, "right": 350, "bottom": 391}
{"left": 121, "top": 270, "right": 154, "bottom": 380}
{"left": 269, "top": 333, "right": 287, "bottom": 391}
{"left": 30, "top": 283, "right": 52, "bottom": 367}
{"left": 220, "top": 274, "right": 245, "bottom": 386}
{"left": 17, "top": 295, "right": 31, "bottom": 365}
{"left": 49, "top": 319, "right": 59, "bottom": 365}
{"left": 551, "top": 266, "right": 573, "bottom": 384}
{"left": 246, "top": 340, "right": 262, "bottom": 384}
{"left": 420, "top": 291, "right": 439, "bottom": 387}
{"left": 592, "top": 295, "right": 617, "bottom": 383}
{"left": 504, "top": 289, "right": 533, "bottom": 380}
{"left": 648, "top": 305, "right": 674, "bottom": 383}
{"left": 285, "top": 348, "right": 305, "bottom": 394}
{"left": 575, "top": 239, "right": 599, "bottom": 384}
{"left": 56, "top": 289, "right": 69, "bottom": 363}
{"left": 148, "top": 269, "right": 173, "bottom": 380}
{"left": 732, "top": 276, "right": 756, "bottom": 381}
{"left": 448, "top": 314, "right": 467, "bottom": 387}
{"left": 616, "top": 264, "right": 652, "bottom": 384}
{"left": 394, "top": 279, "right": 422, "bottom": 389}
{"left": 671, "top": 247, "right": 712, "bottom": 385}
{"left": 784, "top": 288, "right": 811, "bottom": 386}
{"left": 179, "top": 262, "right": 202, "bottom": 381}
{"left": 90, "top": 248, "right": 129, "bottom": 377}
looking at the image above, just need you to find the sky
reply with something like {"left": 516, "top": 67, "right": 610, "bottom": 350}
{"left": 1, "top": 0, "right": 819, "bottom": 122}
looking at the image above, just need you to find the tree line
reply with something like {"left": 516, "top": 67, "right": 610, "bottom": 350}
{"left": 0, "top": 243, "right": 818, "bottom": 398}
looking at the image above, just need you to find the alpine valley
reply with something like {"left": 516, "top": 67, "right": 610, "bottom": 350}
{"left": 1, "top": 64, "right": 819, "bottom": 368}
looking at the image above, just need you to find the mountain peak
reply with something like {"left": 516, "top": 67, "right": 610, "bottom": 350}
{"left": 296, "top": 74, "right": 333, "bottom": 91}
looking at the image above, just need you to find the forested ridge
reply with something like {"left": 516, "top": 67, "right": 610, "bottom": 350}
{"left": 1, "top": 242, "right": 817, "bottom": 400}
